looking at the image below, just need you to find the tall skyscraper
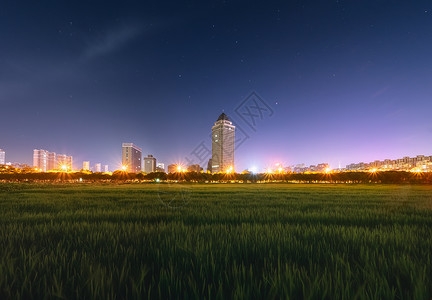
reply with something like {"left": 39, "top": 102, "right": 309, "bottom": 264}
{"left": 144, "top": 155, "right": 156, "bottom": 173}
{"left": 211, "top": 113, "right": 235, "bottom": 173}
{"left": 122, "top": 143, "right": 142, "bottom": 173}
{"left": 103, "top": 165, "right": 109, "bottom": 173}
{"left": 83, "top": 161, "right": 90, "bottom": 171}
{"left": 0, "top": 149, "right": 5, "bottom": 165}
{"left": 33, "top": 149, "right": 48, "bottom": 171}
{"left": 94, "top": 163, "right": 101, "bottom": 173}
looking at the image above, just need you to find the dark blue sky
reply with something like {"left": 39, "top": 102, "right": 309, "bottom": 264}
{"left": 1, "top": 0, "right": 432, "bottom": 171}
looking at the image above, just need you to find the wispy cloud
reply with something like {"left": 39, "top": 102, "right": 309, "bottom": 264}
{"left": 83, "top": 23, "right": 144, "bottom": 59}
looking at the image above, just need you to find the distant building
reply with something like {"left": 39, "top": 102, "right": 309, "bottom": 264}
{"left": 144, "top": 155, "right": 156, "bottom": 173}
{"left": 167, "top": 164, "right": 178, "bottom": 174}
{"left": 34, "top": 149, "right": 72, "bottom": 172}
{"left": 10, "top": 163, "right": 31, "bottom": 169}
{"left": 0, "top": 149, "right": 5, "bottom": 165}
{"left": 187, "top": 164, "right": 202, "bottom": 172}
{"left": 103, "top": 165, "right": 109, "bottom": 173}
{"left": 94, "top": 163, "right": 101, "bottom": 173}
{"left": 122, "top": 143, "right": 142, "bottom": 173}
{"left": 346, "top": 154, "right": 432, "bottom": 171}
{"left": 83, "top": 161, "right": 90, "bottom": 171}
{"left": 33, "top": 149, "right": 48, "bottom": 171}
{"left": 317, "top": 163, "right": 330, "bottom": 172}
{"left": 207, "top": 158, "right": 212, "bottom": 173}
{"left": 57, "top": 154, "right": 73, "bottom": 171}
{"left": 47, "top": 152, "right": 57, "bottom": 171}
{"left": 211, "top": 113, "right": 235, "bottom": 173}
{"left": 157, "top": 163, "right": 165, "bottom": 172}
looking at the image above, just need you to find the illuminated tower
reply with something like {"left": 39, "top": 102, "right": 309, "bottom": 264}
{"left": 122, "top": 143, "right": 142, "bottom": 173}
{"left": 211, "top": 113, "right": 235, "bottom": 173}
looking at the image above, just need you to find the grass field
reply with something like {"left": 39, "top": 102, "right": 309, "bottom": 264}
{"left": 1, "top": 183, "right": 432, "bottom": 299}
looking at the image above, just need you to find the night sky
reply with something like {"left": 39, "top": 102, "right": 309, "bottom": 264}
{"left": 1, "top": 1, "right": 432, "bottom": 171}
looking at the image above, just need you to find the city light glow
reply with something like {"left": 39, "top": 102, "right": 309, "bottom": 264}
{"left": 121, "top": 165, "right": 127, "bottom": 171}
{"left": 249, "top": 166, "right": 257, "bottom": 173}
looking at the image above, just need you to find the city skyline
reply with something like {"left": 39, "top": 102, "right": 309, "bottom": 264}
{"left": 1, "top": 1, "right": 432, "bottom": 170}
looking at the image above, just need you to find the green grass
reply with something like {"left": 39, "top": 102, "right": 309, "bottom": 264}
{"left": 1, "top": 183, "right": 432, "bottom": 299}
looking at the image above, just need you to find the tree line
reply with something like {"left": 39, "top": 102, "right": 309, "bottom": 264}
{"left": 0, "top": 166, "right": 431, "bottom": 184}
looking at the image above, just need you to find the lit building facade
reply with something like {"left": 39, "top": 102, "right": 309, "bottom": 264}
{"left": 83, "top": 161, "right": 90, "bottom": 171}
{"left": 94, "top": 163, "right": 101, "bottom": 173}
{"left": 103, "top": 165, "right": 109, "bottom": 173}
{"left": 211, "top": 113, "right": 235, "bottom": 173}
{"left": 0, "top": 149, "right": 5, "bottom": 165}
{"left": 33, "top": 149, "right": 48, "bottom": 171}
{"left": 346, "top": 154, "right": 432, "bottom": 171}
{"left": 167, "top": 164, "right": 177, "bottom": 173}
{"left": 122, "top": 143, "right": 142, "bottom": 173}
{"left": 57, "top": 154, "right": 73, "bottom": 171}
{"left": 33, "top": 149, "right": 72, "bottom": 171}
{"left": 47, "top": 152, "right": 57, "bottom": 171}
{"left": 144, "top": 155, "right": 156, "bottom": 173}
{"left": 157, "top": 163, "right": 165, "bottom": 172}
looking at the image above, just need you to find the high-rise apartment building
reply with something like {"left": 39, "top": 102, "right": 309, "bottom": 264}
{"left": 94, "top": 163, "right": 101, "bottom": 173}
{"left": 57, "top": 154, "right": 73, "bottom": 171}
{"left": 122, "top": 143, "right": 142, "bottom": 173}
{"left": 103, "top": 165, "right": 109, "bottom": 173}
{"left": 144, "top": 155, "right": 156, "bottom": 173}
{"left": 47, "top": 152, "right": 57, "bottom": 171}
{"left": 83, "top": 161, "right": 90, "bottom": 171}
{"left": 33, "top": 149, "right": 48, "bottom": 171}
{"left": 211, "top": 113, "right": 235, "bottom": 173}
{"left": 0, "top": 149, "right": 5, "bottom": 165}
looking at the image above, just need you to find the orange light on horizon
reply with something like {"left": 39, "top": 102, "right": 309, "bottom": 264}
{"left": 121, "top": 165, "right": 127, "bottom": 171}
